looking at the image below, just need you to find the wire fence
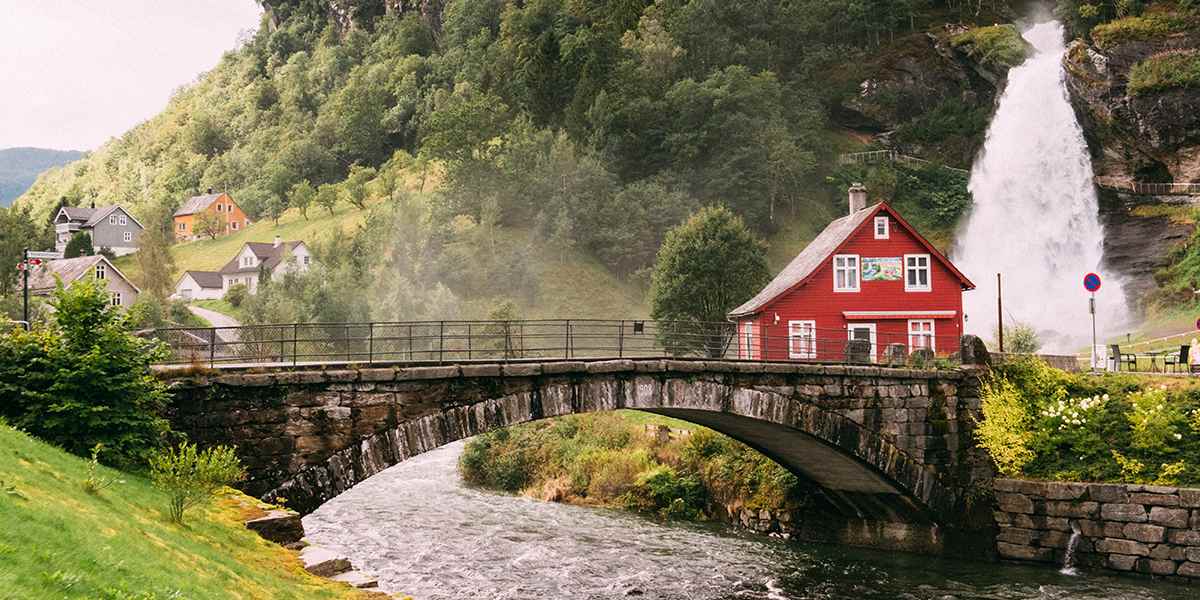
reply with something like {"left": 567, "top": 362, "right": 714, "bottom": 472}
{"left": 836, "top": 150, "right": 970, "bottom": 176}
{"left": 145, "top": 320, "right": 965, "bottom": 368}
{"left": 1098, "top": 181, "right": 1200, "bottom": 196}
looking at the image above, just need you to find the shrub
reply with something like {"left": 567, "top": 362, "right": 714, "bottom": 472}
{"left": 223, "top": 283, "right": 249, "bottom": 308}
{"left": 1127, "top": 386, "right": 1184, "bottom": 453}
{"left": 0, "top": 279, "right": 172, "bottom": 468}
{"left": 1128, "top": 51, "right": 1200, "bottom": 96}
{"left": 1001, "top": 323, "right": 1042, "bottom": 354}
{"left": 950, "top": 25, "right": 1029, "bottom": 68}
{"left": 624, "top": 465, "right": 705, "bottom": 519}
{"left": 63, "top": 232, "right": 94, "bottom": 258}
{"left": 975, "top": 375, "right": 1036, "bottom": 476}
{"left": 149, "top": 442, "right": 244, "bottom": 524}
{"left": 1092, "top": 14, "right": 1191, "bottom": 48}
{"left": 82, "top": 444, "right": 123, "bottom": 495}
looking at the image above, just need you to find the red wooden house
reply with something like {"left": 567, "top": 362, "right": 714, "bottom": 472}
{"left": 728, "top": 184, "right": 975, "bottom": 362}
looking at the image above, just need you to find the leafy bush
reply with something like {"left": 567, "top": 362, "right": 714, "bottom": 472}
{"left": 1128, "top": 51, "right": 1200, "bottom": 96}
{"left": 148, "top": 442, "right": 244, "bottom": 524}
{"left": 1127, "top": 386, "right": 1185, "bottom": 453}
{"left": 950, "top": 25, "right": 1029, "bottom": 68}
{"left": 0, "top": 279, "right": 171, "bottom": 468}
{"left": 975, "top": 376, "right": 1036, "bottom": 476}
{"left": 63, "top": 232, "right": 94, "bottom": 258}
{"left": 1000, "top": 323, "right": 1042, "bottom": 354}
{"left": 82, "top": 444, "right": 124, "bottom": 494}
{"left": 223, "top": 283, "right": 248, "bottom": 308}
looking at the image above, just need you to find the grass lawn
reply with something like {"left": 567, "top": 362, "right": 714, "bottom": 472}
{"left": 0, "top": 424, "right": 382, "bottom": 600}
{"left": 193, "top": 298, "right": 247, "bottom": 323}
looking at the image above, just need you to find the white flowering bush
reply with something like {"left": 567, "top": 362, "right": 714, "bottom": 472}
{"left": 1040, "top": 393, "right": 1108, "bottom": 431}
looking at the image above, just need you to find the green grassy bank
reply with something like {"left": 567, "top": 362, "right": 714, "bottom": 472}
{"left": 0, "top": 422, "right": 379, "bottom": 600}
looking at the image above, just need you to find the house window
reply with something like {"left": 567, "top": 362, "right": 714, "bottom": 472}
{"left": 178, "top": 222, "right": 186, "bottom": 231}
{"left": 740, "top": 321, "right": 756, "bottom": 360}
{"left": 909, "top": 320, "right": 935, "bottom": 352}
{"left": 905, "top": 254, "right": 931, "bottom": 291}
{"left": 123, "top": 231, "right": 133, "bottom": 243}
{"left": 110, "top": 292, "right": 122, "bottom": 307}
{"left": 231, "top": 221, "right": 239, "bottom": 230}
{"left": 874, "top": 216, "right": 889, "bottom": 239}
{"left": 833, "top": 255, "right": 860, "bottom": 292}
{"left": 302, "top": 255, "right": 310, "bottom": 266}
{"left": 788, "top": 320, "right": 817, "bottom": 359}
{"left": 95, "top": 263, "right": 106, "bottom": 280}
{"left": 109, "top": 215, "right": 117, "bottom": 225}
{"left": 119, "top": 214, "right": 127, "bottom": 226}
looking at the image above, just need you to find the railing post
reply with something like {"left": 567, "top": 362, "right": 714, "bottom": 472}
{"left": 209, "top": 327, "right": 216, "bottom": 368}
{"left": 408, "top": 323, "right": 413, "bottom": 362}
{"left": 293, "top": 323, "right": 298, "bottom": 367}
{"left": 345, "top": 324, "right": 351, "bottom": 362}
{"left": 618, "top": 320, "right": 624, "bottom": 358}
{"left": 439, "top": 321, "right": 445, "bottom": 364}
{"left": 368, "top": 323, "right": 374, "bottom": 364}
{"left": 467, "top": 323, "right": 472, "bottom": 360}
{"left": 565, "top": 320, "right": 571, "bottom": 359}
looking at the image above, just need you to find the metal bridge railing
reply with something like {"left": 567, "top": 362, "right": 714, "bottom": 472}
{"left": 145, "top": 320, "right": 963, "bottom": 369}
{"left": 1099, "top": 181, "right": 1200, "bottom": 196}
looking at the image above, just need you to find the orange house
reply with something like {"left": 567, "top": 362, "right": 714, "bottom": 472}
{"left": 173, "top": 190, "right": 250, "bottom": 241}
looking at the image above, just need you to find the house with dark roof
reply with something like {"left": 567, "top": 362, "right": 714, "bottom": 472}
{"left": 172, "top": 270, "right": 225, "bottom": 301}
{"left": 173, "top": 190, "right": 249, "bottom": 241}
{"left": 27, "top": 255, "right": 140, "bottom": 309}
{"left": 217, "top": 236, "right": 312, "bottom": 295}
{"left": 727, "top": 184, "right": 975, "bottom": 362}
{"left": 53, "top": 204, "right": 144, "bottom": 256}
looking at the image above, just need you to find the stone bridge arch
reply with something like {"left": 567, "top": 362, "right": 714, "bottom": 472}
{"left": 165, "top": 359, "right": 991, "bottom": 554}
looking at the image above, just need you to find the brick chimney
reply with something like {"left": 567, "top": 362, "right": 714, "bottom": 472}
{"left": 273, "top": 235, "right": 282, "bottom": 248}
{"left": 848, "top": 183, "right": 868, "bottom": 215}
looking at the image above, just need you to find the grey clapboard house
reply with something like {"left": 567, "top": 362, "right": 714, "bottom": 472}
{"left": 27, "top": 255, "right": 140, "bottom": 308}
{"left": 54, "top": 204, "right": 144, "bottom": 256}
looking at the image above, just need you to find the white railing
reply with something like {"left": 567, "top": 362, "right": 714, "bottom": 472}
{"left": 837, "top": 150, "right": 970, "bottom": 176}
{"left": 1097, "top": 181, "right": 1200, "bottom": 196}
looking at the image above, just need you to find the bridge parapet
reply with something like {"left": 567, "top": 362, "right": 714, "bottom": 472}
{"left": 165, "top": 359, "right": 992, "bottom": 554}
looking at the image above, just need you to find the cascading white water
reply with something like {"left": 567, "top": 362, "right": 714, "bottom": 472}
{"left": 954, "top": 21, "right": 1128, "bottom": 352}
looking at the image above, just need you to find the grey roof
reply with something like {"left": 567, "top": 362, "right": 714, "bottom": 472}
{"left": 728, "top": 204, "right": 880, "bottom": 318}
{"left": 83, "top": 206, "right": 120, "bottom": 227}
{"left": 182, "top": 270, "right": 223, "bottom": 289}
{"left": 27, "top": 255, "right": 139, "bottom": 294}
{"left": 174, "top": 193, "right": 224, "bottom": 217}
{"left": 59, "top": 206, "right": 97, "bottom": 222}
{"left": 219, "top": 241, "right": 306, "bottom": 275}
{"left": 56, "top": 205, "right": 143, "bottom": 230}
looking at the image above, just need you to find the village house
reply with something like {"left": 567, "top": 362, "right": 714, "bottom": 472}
{"left": 728, "top": 184, "right": 975, "bottom": 362}
{"left": 53, "top": 204, "right": 144, "bottom": 256}
{"left": 173, "top": 190, "right": 249, "bottom": 241}
{"left": 174, "top": 237, "right": 312, "bottom": 299}
{"left": 172, "top": 271, "right": 224, "bottom": 301}
{"left": 27, "top": 255, "right": 140, "bottom": 309}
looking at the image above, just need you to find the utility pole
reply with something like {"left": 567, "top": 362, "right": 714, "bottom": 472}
{"left": 1090, "top": 292, "right": 1097, "bottom": 373}
{"left": 997, "top": 272, "right": 1004, "bottom": 353}
{"left": 22, "top": 247, "right": 29, "bottom": 327}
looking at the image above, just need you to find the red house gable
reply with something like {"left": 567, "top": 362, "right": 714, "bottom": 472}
{"left": 729, "top": 200, "right": 974, "bottom": 362}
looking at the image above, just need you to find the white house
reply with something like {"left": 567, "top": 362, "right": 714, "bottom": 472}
{"left": 217, "top": 236, "right": 312, "bottom": 295}
{"left": 172, "top": 271, "right": 224, "bottom": 301}
{"left": 27, "top": 255, "right": 140, "bottom": 309}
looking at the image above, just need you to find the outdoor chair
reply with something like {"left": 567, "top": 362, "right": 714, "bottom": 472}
{"left": 1109, "top": 345, "right": 1136, "bottom": 372}
{"left": 1164, "top": 345, "right": 1189, "bottom": 373}
{"left": 844, "top": 339, "right": 872, "bottom": 364}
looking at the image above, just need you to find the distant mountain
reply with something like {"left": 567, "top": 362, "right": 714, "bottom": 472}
{"left": 0, "top": 147, "right": 85, "bottom": 207}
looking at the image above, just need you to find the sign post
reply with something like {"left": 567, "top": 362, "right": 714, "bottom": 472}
{"left": 1084, "top": 273, "right": 1102, "bottom": 372}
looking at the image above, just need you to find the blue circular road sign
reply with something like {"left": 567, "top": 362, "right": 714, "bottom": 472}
{"left": 1083, "top": 272, "right": 1102, "bottom": 293}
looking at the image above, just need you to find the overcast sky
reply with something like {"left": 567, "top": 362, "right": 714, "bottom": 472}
{"left": 0, "top": 0, "right": 263, "bottom": 151}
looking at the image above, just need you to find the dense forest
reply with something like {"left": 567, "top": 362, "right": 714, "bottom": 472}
{"left": 8, "top": 0, "right": 1120, "bottom": 323}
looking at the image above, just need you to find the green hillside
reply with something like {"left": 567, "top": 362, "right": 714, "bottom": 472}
{"left": 0, "top": 422, "right": 378, "bottom": 599}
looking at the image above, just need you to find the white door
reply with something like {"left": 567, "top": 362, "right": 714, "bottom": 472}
{"left": 847, "top": 323, "right": 877, "bottom": 362}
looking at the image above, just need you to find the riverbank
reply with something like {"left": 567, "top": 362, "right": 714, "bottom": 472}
{"left": 0, "top": 421, "right": 381, "bottom": 599}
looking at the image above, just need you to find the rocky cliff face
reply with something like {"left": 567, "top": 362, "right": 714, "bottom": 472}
{"left": 1064, "top": 25, "right": 1200, "bottom": 307}
{"left": 1064, "top": 30, "right": 1200, "bottom": 186}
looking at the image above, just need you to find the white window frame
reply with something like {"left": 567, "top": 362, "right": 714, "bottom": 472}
{"left": 110, "top": 292, "right": 122, "bottom": 307}
{"left": 231, "top": 221, "right": 239, "bottom": 230}
{"left": 108, "top": 215, "right": 117, "bottom": 225}
{"left": 874, "top": 216, "right": 889, "bottom": 239}
{"left": 95, "top": 263, "right": 106, "bottom": 280}
{"left": 118, "top": 214, "right": 127, "bottom": 226}
{"left": 833, "top": 254, "right": 860, "bottom": 292}
{"left": 178, "top": 222, "right": 186, "bottom": 231}
{"left": 847, "top": 323, "right": 877, "bottom": 362}
{"left": 123, "top": 231, "right": 133, "bottom": 243}
{"left": 740, "top": 321, "right": 757, "bottom": 360}
{"left": 908, "top": 320, "right": 935, "bottom": 352}
{"left": 904, "top": 254, "right": 931, "bottom": 292}
{"left": 788, "top": 320, "right": 817, "bottom": 360}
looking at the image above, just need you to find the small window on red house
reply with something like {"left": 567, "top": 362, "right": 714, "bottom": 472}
{"left": 874, "top": 216, "right": 888, "bottom": 239}
{"left": 788, "top": 321, "right": 816, "bottom": 359}
{"left": 833, "top": 255, "right": 860, "bottom": 292}
{"left": 905, "top": 254, "right": 931, "bottom": 291}
{"left": 909, "top": 320, "right": 935, "bottom": 352}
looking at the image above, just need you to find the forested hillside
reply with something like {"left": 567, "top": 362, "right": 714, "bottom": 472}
{"left": 13, "top": 0, "right": 1022, "bottom": 323}
{"left": 0, "top": 148, "right": 84, "bottom": 206}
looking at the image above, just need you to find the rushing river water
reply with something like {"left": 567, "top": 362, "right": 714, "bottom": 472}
{"left": 305, "top": 443, "right": 1189, "bottom": 600}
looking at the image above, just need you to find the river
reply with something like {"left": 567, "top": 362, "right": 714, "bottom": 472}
{"left": 304, "top": 442, "right": 1190, "bottom": 600}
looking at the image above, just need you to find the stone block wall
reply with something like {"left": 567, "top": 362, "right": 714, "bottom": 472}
{"left": 994, "top": 479, "right": 1200, "bottom": 580}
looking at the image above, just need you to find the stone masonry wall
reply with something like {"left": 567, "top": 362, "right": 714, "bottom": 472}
{"left": 994, "top": 479, "right": 1200, "bottom": 580}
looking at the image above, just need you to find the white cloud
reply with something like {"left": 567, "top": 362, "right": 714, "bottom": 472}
{"left": 0, "top": 0, "right": 263, "bottom": 151}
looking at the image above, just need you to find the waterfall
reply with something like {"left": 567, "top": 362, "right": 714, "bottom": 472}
{"left": 1060, "top": 521, "right": 1083, "bottom": 576}
{"left": 953, "top": 21, "right": 1128, "bottom": 352}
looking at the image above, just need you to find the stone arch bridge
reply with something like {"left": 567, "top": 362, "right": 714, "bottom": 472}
{"left": 164, "top": 358, "right": 993, "bottom": 555}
